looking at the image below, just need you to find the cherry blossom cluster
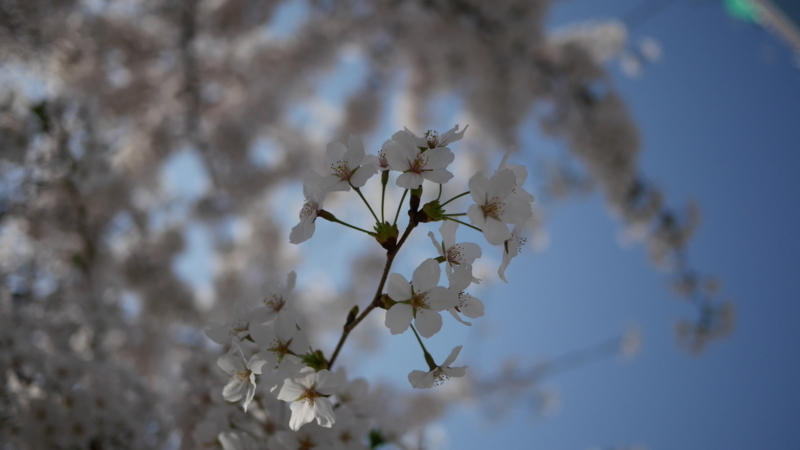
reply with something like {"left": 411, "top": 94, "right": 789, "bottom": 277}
{"left": 207, "top": 126, "right": 535, "bottom": 446}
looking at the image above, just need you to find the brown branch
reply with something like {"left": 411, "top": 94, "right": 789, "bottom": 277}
{"left": 327, "top": 195, "right": 422, "bottom": 369}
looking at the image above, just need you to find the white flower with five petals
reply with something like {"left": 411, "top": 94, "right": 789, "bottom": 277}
{"left": 385, "top": 259, "right": 458, "bottom": 338}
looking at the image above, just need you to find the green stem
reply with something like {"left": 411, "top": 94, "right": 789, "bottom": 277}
{"left": 437, "top": 184, "right": 442, "bottom": 201}
{"left": 410, "top": 324, "right": 431, "bottom": 357}
{"left": 444, "top": 213, "right": 467, "bottom": 217}
{"left": 352, "top": 184, "right": 379, "bottom": 222}
{"left": 445, "top": 217, "right": 482, "bottom": 232}
{"left": 393, "top": 189, "right": 409, "bottom": 225}
{"left": 328, "top": 217, "right": 373, "bottom": 235}
{"left": 381, "top": 181, "right": 386, "bottom": 223}
{"left": 441, "top": 191, "right": 470, "bottom": 207}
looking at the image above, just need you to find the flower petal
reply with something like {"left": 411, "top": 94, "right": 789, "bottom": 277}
{"left": 387, "top": 273, "right": 411, "bottom": 301}
{"left": 408, "top": 370, "right": 434, "bottom": 389}
{"left": 414, "top": 309, "right": 443, "bottom": 338}
{"left": 385, "top": 303, "right": 413, "bottom": 335}
{"left": 412, "top": 259, "right": 440, "bottom": 293}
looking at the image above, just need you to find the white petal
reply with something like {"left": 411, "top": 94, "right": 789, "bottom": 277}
{"left": 422, "top": 148, "right": 454, "bottom": 169}
{"left": 277, "top": 379, "right": 306, "bottom": 402}
{"left": 442, "top": 345, "right": 463, "bottom": 367}
{"left": 242, "top": 381, "right": 256, "bottom": 412}
{"left": 345, "top": 135, "right": 365, "bottom": 166}
{"left": 384, "top": 140, "right": 410, "bottom": 171}
{"left": 349, "top": 164, "right": 377, "bottom": 187}
{"left": 488, "top": 169, "right": 516, "bottom": 199}
{"left": 289, "top": 401, "right": 315, "bottom": 431}
{"left": 448, "top": 308, "right": 472, "bottom": 326}
{"left": 447, "top": 265, "right": 472, "bottom": 291}
{"left": 440, "top": 220, "right": 458, "bottom": 249}
{"left": 396, "top": 172, "right": 423, "bottom": 189}
{"left": 408, "top": 370, "right": 434, "bottom": 389}
{"left": 313, "top": 398, "right": 336, "bottom": 428}
{"left": 324, "top": 141, "right": 348, "bottom": 170}
{"left": 414, "top": 309, "right": 443, "bottom": 338}
{"left": 385, "top": 303, "right": 413, "bottom": 335}
{"left": 412, "top": 259, "right": 440, "bottom": 293}
{"left": 468, "top": 172, "right": 489, "bottom": 204}
{"left": 443, "top": 365, "right": 467, "bottom": 378}
{"left": 222, "top": 378, "right": 245, "bottom": 402}
{"left": 218, "top": 352, "right": 245, "bottom": 375}
{"left": 421, "top": 169, "right": 454, "bottom": 185}
{"left": 467, "top": 204, "right": 486, "bottom": 229}
{"left": 482, "top": 218, "right": 512, "bottom": 246}
{"left": 427, "top": 286, "right": 458, "bottom": 311}
{"left": 313, "top": 370, "right": 339, "bottom": 395}
{"left": 289, "top": 217, "right": 316, "bottom": 244}
{"left": 460, "top": 294, "right": 485, "bottom": 319}
{"left": 428, "top": 231, "right": 445, "bottom": 257}
{"left": 387, "top": 273, "right": 411, "bottom": 301}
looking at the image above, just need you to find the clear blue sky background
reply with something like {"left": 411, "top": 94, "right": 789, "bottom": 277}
{"left": 170, "top": 1, "right": 800, "bottom": 448}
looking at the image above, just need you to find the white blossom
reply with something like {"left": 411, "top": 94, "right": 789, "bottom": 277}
{"left": 467, "top": 169, "right": 533, "bottom": 245}
{"left": 217, "top": 344, "right": 267, "bottom": 412}
{"left": 384, "top": 130, "right": 455, "bottom": 189}
{"left": 408, "top": 346, "right": 467, "bottom": 389}
{"left": 322, "top": 135, "right": 377, "bottom": 192}
{"left": 404, "top": 124, "right": 468, "bottom": 150}
{"left": 205, "top": 300, "right": 257, "bottom": 345}
{"left": 385, "top": 258, "right": 458, "bottom": 338}
{"left": 428, "top": 220, "right": 482, "bottom": 283}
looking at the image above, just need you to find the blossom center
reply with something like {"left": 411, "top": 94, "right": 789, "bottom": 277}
{"left": 425, "top": 130, "right": 439, "bottom": 149}
{"left": 229, "top": 319, "right": 248, "bottom": 336}
{"left": 234, "top": 369, "right": 251, "bottom": 382}
{"left": 408, "top": 153, "right": 429, "bottom": 174}
{"left": 432, "top": 368, "right": 449, "bottom": 386}
{"left": 330, "top": 160, "right": 352, "bottom": 180}
{"left": 300, "top": 388, "right": 320, "bottom": 406}
{"left": 410, "top": 292, "right": 430, "bottom": 309}
{"left": 446, "top": 245, "right": 464, "bottom": 264}
{"left": 481, "top": 198, "right": 504, "bottom": 219}
{"left": 264, "top": 293, "right": 285, "bottom": 313}
{"left": 300, "top": 200, "right": 318, "bottom": 220}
